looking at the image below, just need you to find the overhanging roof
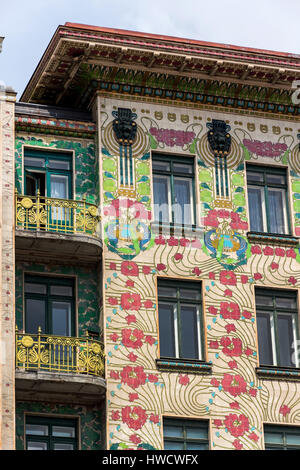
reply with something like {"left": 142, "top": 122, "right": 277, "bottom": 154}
{"left": 20, "top": 23, "right": 300, "bottom": 114}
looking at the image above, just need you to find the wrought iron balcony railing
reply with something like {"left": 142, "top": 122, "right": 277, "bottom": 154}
{"left": 15, "top": 190, "right": 101, "bottom": 236}
{"left": 15, "top": 327, "right": 105, "bottom": 378}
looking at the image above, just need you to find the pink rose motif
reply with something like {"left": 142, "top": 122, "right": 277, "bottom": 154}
{"left": 128, "top": 352, "right": 138, "bottom": 362}
{"left": 249, "top": 388, "right": 257, "bottom": 397}
{"left": 271, "top": 262, "right": 279, "bottom": 270}
{"left": 126, "top": 315, "right": 137, "bottom": 325}
{"left": 224, "top": 413, "right": 249, "bottom": 438}
{"left": 121, "top": 293, "right": 141, "bottom": 311}
{"left": 208, "top": 305, "right": 218, "bottom": 315}
{"left": 220, "top": 302, "right": 241, "bottom": 320}
{"left": 253, "top": 273, "right": 262, "bottom": 280}
{"left": 263, "top": 246, "right": 274, "bottom": 256}
{"left": 121, "top": 406, "right": 147, "bottom": 431}
{"left": 155, "top": 236, "right": 166, "bottom": 245}
{"left": 142, "top": 265, "right": 151, "bottom": 274}
{"left": 180, "top": 238, "right": 190, "bottom": 247}
{"left": 288, "top": 276, "right": 297, "bottom": 286}
{"left": 241, "top": 275, "right": 248, "bottom": 284}
{"left": 129, "top": 393, "right": 139, "bottom": 402}
{"left": 251, "top": 245, "right": 262, "bottom": 255}
{"left": 111, "top": 410, "right": 120, "bottom": 421}
{"left": 224, "top": 289, "right": 233, "bottom": 297}
{"left": 249, "top": 432, "right": 259, "bottom": 442}
{"left": 275, "top": 247, "right": 285, "bottom": 257}
{"left": 192, "top": 267, "right": 202, "bottom": 276}
{"left": 149, "top": 414, "right": 159, "bottom": 424}
{"left": 211, "top": 378, "right": 220, "bottom": 387}
{"left": 210, "top": 340, "right": 219, "bottom": 349}
{"left": 179, "top": 374, "right": 190, "bottom": 386}
{"left": 209, "top": 272, "right": 215, "bottom": 280}
{"left": 148, "top": 374, "right": 159, "bottom": 383}
{"left": 222, "top": 373, "right": 247, "bottom": 397}
{"left": 230, "top": 401, "right": 240, "bottom": 410}
{"left": 225, "top": 324, "right": 236, "bottom": 334}
{"left": 121, "top": 261, "right": 139, "bottom": 276}
{"left": 110, "top": 370, "right": 119, "bottom": 380}
{"left": 174, "top": 253, "right": 183, "bottom": 261}
{"left": 220, "top": 337, "right": 243, "bottom": 357}
{"left": 126, "top": 279, "right": 135, "bottom": 288}
{"left": 242, "top": 310, "right": 252, "bottom": 320}
{"left": 286, "top": 248, "right": 296, "bottom": 258}
{"left": 130, "top": 434, "right": 141, "bottom": 445}
{"left": 144, "top": 300, "right": 153, "bottom": 309}
{"left": 156, "top": 263, "right": 166, "bottom": 271}
{"left": 214, "top": 419, "right": 223, "bottom": 428}
{"left": 110, "top": 333, "right": 118, "bottom": 342}
{"left": 110, "top": 262, "right": 117, "bottom": 270}
{"left": 228, "top": 360, "right": 238, "bottom": 369}
{"left": 168, "top": 237, "right": 178, "bottom": 246}
{"left": 280, "top": 405, "right": 291, "bottom": 416}
{"left": 108, "top": 297, "right": 118, "bottom": 305}
{"left": 122, "top": 328, "right": 144, "bottom": 349}
{"left": 144, "top": 335, "right": 155, "bottom": 346}
{"left": 233, "top": 439, "right": 243, "bottom": 450}
{"left": 220, "top": 270, "right": 237, "bottom": 286}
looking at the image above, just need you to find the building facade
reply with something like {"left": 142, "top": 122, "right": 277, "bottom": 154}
{"left": 2, "top": 22, "right": 300, "bottom": 450}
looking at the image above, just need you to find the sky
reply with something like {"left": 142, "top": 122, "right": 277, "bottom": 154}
{"left": 1, "top": 0, "right": 300, "bottom": 99}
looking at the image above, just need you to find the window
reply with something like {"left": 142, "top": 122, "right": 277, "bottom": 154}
{"left": 256, "top": 288, "right": 299, "bottom": 368}
{"left": 24, "top": 149, "right": 72, "bottom": 200}
{"left": 246, "top": 165, "right": 290, "bottom": 235}
{"left": 163, "top": 418, "right": 209, "bottom": 450}
{"left": 264, "top": 425, "right": 300, "bottom": 450}
{"left": 152, "top": 154, "right": 195, "bottom": 226}
{"left": 26, "top": 416, "right": 77, "bottom": 450}
{"left": 157, "top": 279, "right": 203, "bottom": 360}
{"left": 25, "top": 275, "right": 75, "bottom": 336}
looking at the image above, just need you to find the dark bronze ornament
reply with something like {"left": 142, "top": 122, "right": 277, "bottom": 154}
{"left": 207, "top": 119, "right": 231, "bottom": 157}
{"left": 112, "top": 108, "right": 137, "bottom": 145}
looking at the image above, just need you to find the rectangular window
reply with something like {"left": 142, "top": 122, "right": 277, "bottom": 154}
{"left": 264, "top": 425, "right": 300, "bottom": 450}
{"left": 157, "top": 279, "right": 203, "bottom": 360}
{"left": 256, "top": 288, "right": 299, "bottom": 368}
{"left": 152, "top": 154, "right": 195, "bottom": 226}
{"left": 26, "top": 416, "right": 77, "bottom": 450}
{"left": 246, "top": 165, "right": 290, "bottom": 235}
{"left": 24, "top": 275, "right": 75, "bottom": 336}
{"left": 163, "top": 418, "right": 209, "bottom": 450}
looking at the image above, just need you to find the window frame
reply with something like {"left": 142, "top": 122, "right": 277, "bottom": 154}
{"left": 264, "top": 424, "right": 300, "bottom": 450}
{"left": 157, "top": 278, "right": 204, "bottom": 361}
{"left": 255, "top": 287, "right": 299, "bottom": 368}
{"left": 24, "top": 274, "right": 76, "bottom": 336}
{"left": 152, "top": 153, "right": 197, "bottom": 227}
{"left": 25, "top": 415, "right": 78, "bottom": 450}
{"left": 246, "top": 164, "right": 291, "bottom": 236}
{"left": 163, "top": 417, "right": 209, "bottom": 450}
{"left": 23, "top": 148, "right": 73, "bottom": 199}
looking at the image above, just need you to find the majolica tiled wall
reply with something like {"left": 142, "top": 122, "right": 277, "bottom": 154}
{"left": 16, "top": 402, "right": 103, "bottom": 450}
{"left": 15, "top": 262, "right": 101, "bottom": 337}
{"left": 101, "top": 97, "right": 300, "bottom": 450}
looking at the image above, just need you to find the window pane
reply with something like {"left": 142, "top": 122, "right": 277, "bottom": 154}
{"left": 266, "top": 174, "right": 286, "bottom": 185}
{"left": 25, "top": 283, "right": 47, "bottom": 294}
{"left": 278, "top": 314, "right": 295, "bottom": 367}
{"left": 173, "top": 163, "right": 193, "bottom": 174}
{"left": 186, "top": 442, "right": 208, "bottom": 450}
{"left": 248, "top": 186, "right": 265, "bottom": 232}
{"left": 180, "top": 305, "right": 199, "bottom": 359}
{"left": 52, "top": 426, "right": 75, "bottom": 438}
{"left": 26, "top": 299, "right": 46, "bottom": 334}
{"left": 268, "top": 188, "right": 287, "bottom": 234}
{"left": 158, "top": 286, "right": 177, "bottom": 298}
{"left": 179, "top": 288, "right": 201, "bottom": 301}
{"left": 247, "top": 171, "right": 264, "bottom": 183}
{"left": 50, "top": 285, "right": 73, "bottom": 296}
{"left": 276, "top": 296, "right": 297, "bottom": 310}
{"left": 264, "top": 432, "right": 283, "bottom": 444}
{"left": 50, "top": 174, "right": 68, "bottom": 199}
{"left": 51, "top": 301, "right": 72, "bottom": 336}
{"left": 153, "top": 175, "right": 170, "bottom": 223}
{"left": 257, "top": 312, "right": 274, "bottom": 365}
{"left": 164, "top": 441, "right": 184, "bottom": 450}
{"left": 164, "top": 425, "right": 183, "bottom": 438}
{"left": 256, "top": 295, "right": 273, "bottom": 307}
{"left": 186, "top": 426, "right": 208, "bottom": 439}
{"left": 26, "top": 425, "right": 48, "bottom": 436}
{"left": 152, "top": 160, "right": 170, "bottom": 172}
{"left": 48, "top": 160, "right": 70, "bottom": 170}
{"left": 24, "top": 157, "right": 45, "bottom": 168}
{"left": 53, "top": 443, "right": 74, "bottom": 450}
{"left": 173, "top": 177, "right": 193, "bottom": 225}
{"left": 27, "top": 441, "right": 48, "bottom": 450}
{"left": 158, "top": 303, "right": 176, "bottom": 357}
{"left": 286, "top": 433, "right": 300, "bottom": 446}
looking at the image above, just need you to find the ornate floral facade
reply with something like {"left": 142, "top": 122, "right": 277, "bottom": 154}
{"left": 1, "top": 22, "right": 300, "bottom": 450}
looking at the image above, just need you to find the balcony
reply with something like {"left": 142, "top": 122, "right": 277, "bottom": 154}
{"left": 15, "top": 328, "right": 106, "bottom": 404}
{"left": 15, "top": 191, "right": 102, "bottom": 264}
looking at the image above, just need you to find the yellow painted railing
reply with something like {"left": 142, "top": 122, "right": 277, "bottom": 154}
{"left": 15, "top": 327, "right": 105, "bottom": 377}
{"left": 15, "top": 191, "right": 100, "bottom": 236}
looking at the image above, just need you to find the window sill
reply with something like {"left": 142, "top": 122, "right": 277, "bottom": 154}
{"left": 256, "top": 366, "right": 300, "bottom": 381}
{"left": 151, "top": 222, "right": 204, "bottom": 239}
{"left": 156, "top": 358, "right": 212, "bottom": 375}
{"left": 247, "top": 231, "right": 299, "bottom": 247}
